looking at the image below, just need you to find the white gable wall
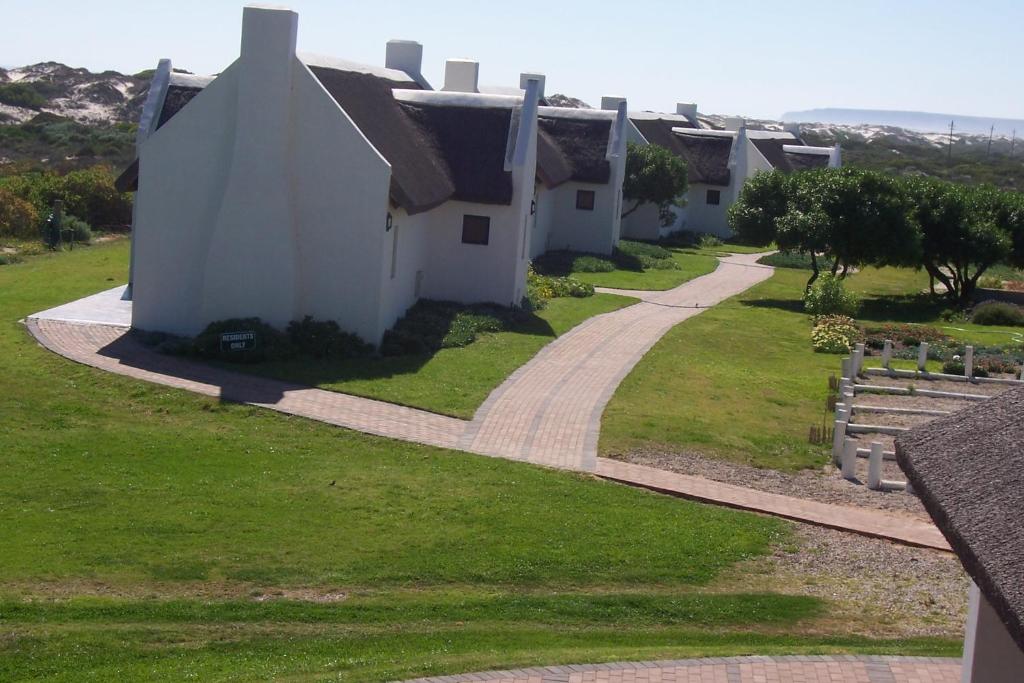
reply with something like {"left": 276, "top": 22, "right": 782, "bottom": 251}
{"left": 537, "top": 180, "right": 619, "bottom": 255}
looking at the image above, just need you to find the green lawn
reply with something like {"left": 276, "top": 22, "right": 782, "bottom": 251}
{"left": 0, "top": 242, "right": 959, "bottom": 680}
{"left": 572, "top": 248, "right": 719, "bottom": 291}
{"left": 235, "top": 293, "right": 635, "bottom": 419}
{"left": 601, "top": 262, "right": 1024, "bottom": 471}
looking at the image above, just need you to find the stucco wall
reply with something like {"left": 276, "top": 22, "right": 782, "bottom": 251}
{"left": 537, "top": 181, "right": 619, "bottom": 255}
{"left": 379, "top": 207, "right": 430, "bottom": 332}
{"left": 132, "top": 63, "right": 241, "bottom": 335}
{"left": 684, "top": 183, "right": 731, "bottom": 236}
{"left": 290, "top": 60, "right": 393, "bottom": 344}
{"left": 962, "top": 582, "right": 1024, "bottom": 683}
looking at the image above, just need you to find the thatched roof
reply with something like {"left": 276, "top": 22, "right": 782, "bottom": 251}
{"left": 783, "top": 149, "right": 831, "bottom": 171}
{"left": 397, "top": 101, "right": 514, "bottom": 205}
{"left": 672, "top": 132, "right": 732, "bottom": 186}
{"left": 896, "top": 386, "right": 1024, "bottom": 654}
{"left": 537, "top": 115, "right": 611, "bottom": 185}
{"left": 116, "top": 58, "right": 534, "bottom": 212}
{"left": 536, "top": 128, "right": 573, "bottom": 188}
{"left": 750, "top": 138, "right": 830, "bottom": 172}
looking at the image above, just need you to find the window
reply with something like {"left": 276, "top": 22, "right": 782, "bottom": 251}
{"left": 461, "top": 215, "right": 490, "bottom": 245}
{"left": 576, "top": 189, "right": 596, "bottom": 211}
{"left": 706, "top": 189, "right": 721, "bottom": 206}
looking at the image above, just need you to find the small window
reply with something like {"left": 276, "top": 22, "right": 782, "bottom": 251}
{"left": 461, "top": 215, "right": 490, "bottom": 245}
{"left": 576, "top": 189, "right": 596, "bottom": 211}
{"left": 706, "top": 189, "right": 721, "bottom": 205}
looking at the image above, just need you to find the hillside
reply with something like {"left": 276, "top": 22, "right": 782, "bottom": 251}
{"left": 2, "top": 62, "right": 1023, "bottom": 190}
{"left": 782, "top": 107, "right": 1024, "bottom": 137}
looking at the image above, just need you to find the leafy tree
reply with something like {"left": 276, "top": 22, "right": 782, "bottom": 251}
{"left": 0, "top": 187, "right": 39, "bottom": 238}
{"left": 728, "top": 170, "right": 790, "bottom": 246}
{"left": 621, "top": 142, "right": 688, "bottom": 226}
{"left": 0, "top": 166, "right": 131, "bottom": 229}
{"left": 903, "top": 178, "right": 1011, "bottom": 302}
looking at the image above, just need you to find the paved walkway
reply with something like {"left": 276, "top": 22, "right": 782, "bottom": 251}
{"left": 399, "top": 656, "right": 961, "bottom": 683}
{"left": 25, "top": 253, "right": 951, "bottom": 551}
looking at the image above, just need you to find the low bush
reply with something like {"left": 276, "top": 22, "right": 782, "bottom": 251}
{"left": 193, "top": 318, "right": 295, "bottom": 363}
{"left": 942, "top": 360, "right": 990, "bottom": 377}
{"left": 659, "top": 231, "right": 699, "bottom": 248}
{"left": 803, "top": 274, "right": 859, "bottom": 317}
{"left": 61, "top": 214, "right": 93, "bottom": 243}
{"left": 532, "top": 250, "right": 614, "bottom": 276}
{"left": 617, "top": 239, "right": 674, "bottom": 261}
{"left": 861, "top": 323, "right": 949, "bottom": 348}
{"left": 380, "top": 300, "right": 512, "bottom": 356}
{"left": 810, "top": 314, "right": 859, "bottom": 354}
{"left": 286, "top": 316, "right": 373, "bottom": 359}
{"left": 977, "top": 355, "right": 1023, "bottom": 375}
{"left": 0, "top": 252, "right": 24, "bottom": 266}
{"left": 697, "top": 234, "right": 724, "bottom": 249}
{"left": 971, "top": 301, "right": 1024, "bottom": 327}
{"left": 0, "top": 188, "right": 39, "bottom": 238}
{"left": 977, "top": 275, "right": 1004, "bottom": 290}
{"left": 613, "top": 240, "right": 680, "bottom": 272}
{"left": 571, "top": 254, "right": 616, "bottom": 273}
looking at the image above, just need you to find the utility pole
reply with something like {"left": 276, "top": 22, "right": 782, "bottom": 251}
{"left": 987, "top": 125, "right": 994, "bottom": 158}
{"left": 1012, "top": 129, "right": 1017, "bottom": 158}
{"left": 948, "top": 120, "right": 955, "bottom": 163}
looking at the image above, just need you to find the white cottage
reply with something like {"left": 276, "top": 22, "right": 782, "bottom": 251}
{"left": 121, "top": 5, "right": 545, "bottom": 346}
{"left": 620, "top": 107, "right": 841, "bottom": 239}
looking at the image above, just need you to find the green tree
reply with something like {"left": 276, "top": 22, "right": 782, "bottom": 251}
{"left": 621, "top": 142, "right": 688, "bottom": 226}
{"left": 728, "top": 170, "right": 790, "bottom": 246}
{"left": 904, "top": 178, "right": 1011, "bottom": 302}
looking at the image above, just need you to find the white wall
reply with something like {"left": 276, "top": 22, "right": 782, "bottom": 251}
{"left": 536, "top": 181, "right": 619, "bottom": 255}
{"left": 685, "top": 183, "right": 731, "bottom": 236}
{"left": 961, "top": 582, "right": 1024, "bottom": 683}
{"left": 132, "top": 63, "right": 242, "bottom": 335}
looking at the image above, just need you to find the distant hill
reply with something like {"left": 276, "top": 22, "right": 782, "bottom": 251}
{"left": 781, "top": 108, "right": 1024, "bottom": 137}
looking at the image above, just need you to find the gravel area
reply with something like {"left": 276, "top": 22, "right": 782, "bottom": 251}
{"left": 717, "top": 524, "right": 969, "bottom": 639}
{"left": 858, "top": 373, "right": 1013, "bottom": 397}
{"left": 621, "top": 449, "right": 929, "bottom": 518}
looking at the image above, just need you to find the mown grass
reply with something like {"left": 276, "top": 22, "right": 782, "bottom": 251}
{"left": 572, "top": 248, "right": 719, "bottom": 290}
{"left": 601, "top": 263, "right": 1023, "bottom": 471}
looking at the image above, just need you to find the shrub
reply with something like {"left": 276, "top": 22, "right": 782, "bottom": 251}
{"left": 811, "top": 315, "right": 859, "bottom": 354}
{"left": 380, "top": 300, "right": 512, "bottom": 356}
{"left": 977, "top": 355, "right": 1022, "bottom": 375}
{"left": 0, "top": 166, "right": 131, "bottom": 230}
{"left": 0, "top": 188, "right": 40, "bottom": 238}
{"left": 613, "top": 240, "right": 680, "bottom": 271}
{"left": 0, "top": 252, "right": 24, "bottom": 266}
{"left": 861, "top": 323, "right": 949, "bottom": 348}
{"left": 803, "top": 274, "right": 859, "bottom": 316}
{"left": 971, "top": 301, "right": 1024, "bottom": 327}
{"left": 942, "top": 360, "right": 989, "bottom": 377}
{"left": 286, "top": 316, "right": 372, "bottom": 359}
{"left": 977, "top": 275, "right": 1004, "bottom": 290}
{"left": 193, "top": 318, "right": 295, "bottom": 363}
{"left": 62, "top": 214, "right": 92, "bottom": 243}
{"left": 0, "top": 83, "right": 48, "bottom": 109}
{"left": 697, "top": 233, "right": 724, "bottom": 249}
{"left": 571, "top": 254, "right": 616, "bottom": 273}
{"left": 617, "top": 239, "right": 674, "bottom": 261}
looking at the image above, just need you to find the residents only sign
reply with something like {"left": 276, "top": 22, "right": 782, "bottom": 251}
{"left": 220, "top": 331, "right": 256, "bottom": 352}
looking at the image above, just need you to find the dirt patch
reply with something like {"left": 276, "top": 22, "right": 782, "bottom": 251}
{"left": 713, "top": 524, "right": 968, "bottom": 639}
{"left": 859, "top": 373, "right": 1012, "bottom": 397}
{"left": 620, "top": 449, "right": 928, "bottom": 518}
{"left": 253, "top": 588, "right": 349, "bottom": 603}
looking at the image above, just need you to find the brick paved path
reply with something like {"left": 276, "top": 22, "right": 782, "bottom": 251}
{"left": 25, "top": 253, "right": 951, "bottom": 550}
{"left": 398, "top": 656, "right": 961, "bottom": 683}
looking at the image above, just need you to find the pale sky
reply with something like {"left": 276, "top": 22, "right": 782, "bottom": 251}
{"left": 2, "top": 0, "right": 1022, "bottom": 120}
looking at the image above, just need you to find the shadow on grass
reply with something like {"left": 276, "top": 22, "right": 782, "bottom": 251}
{"left": 740, "top": 292, "right": 954, "bottom": 323}
{"left": 739, "top": 298, "right": 805, "bottom": 314}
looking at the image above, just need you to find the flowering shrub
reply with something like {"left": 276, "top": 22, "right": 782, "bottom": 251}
{"left": 860, "top": 322, "right": 949, "bottom": 349}
{"left": 803, "top": 274, "right": 860, "bottom": 316}
{"left": 525, "top": 265, "right": 594, "bottom": 310}
{"left": 811, "top": 315, "right": 859, "bottom": 354}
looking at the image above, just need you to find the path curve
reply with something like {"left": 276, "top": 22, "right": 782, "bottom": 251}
{"left": 24, "top": 253, "right": 950, "bottom": 550}
{"left": 397, "top": 655, "right": 961, "bottom": 683}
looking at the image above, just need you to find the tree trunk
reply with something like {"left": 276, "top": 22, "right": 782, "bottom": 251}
{"left": 620, "top": 199, "right": 643, "bottom": 219}
{"left": 830, "top": 257, "right": 840, "bottom": 276}
{"left": 923, "top": 261, "right": 956, "bottom": 299}
{"left": 839, "top": 262, "right": 850, "bottom": 279}
{"left": 806, "top": 252, "right": 821, "bottom": 290}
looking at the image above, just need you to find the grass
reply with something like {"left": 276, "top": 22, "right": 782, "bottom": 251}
{"left": 0, "top": 241, "right": 962, "bottom": 679}
{"left": 230, "top": 293, "right": 635, "bottom": 419}
{"left": 567, "top": 247, "right": 718, "bottom": 291}
{"left": 600, "top": 263, "right": 1024, "bottom": 471}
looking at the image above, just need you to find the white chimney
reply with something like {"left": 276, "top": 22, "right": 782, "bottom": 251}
{"left": 829, "top": 143, "right": 842, "bottom": 168}
{"left": 784, "top": 121, "right": 802, "bottom": 139}
{"left": 725, "top": 116, "right": 746, "bottom": 132}
{"left": 675, "top": 102, "right": 698, "bottom": 121}
{"left": 601, "top": 96, "right": 626, "bottom": 111}
{"left": 385, "top": 40, "right": 423, "bottom": 79}
{"left": 519, "top": 72, "right": 545, "bottom": 99}
{"left": 442, "top": 59, "right": 479, "bottom": 93}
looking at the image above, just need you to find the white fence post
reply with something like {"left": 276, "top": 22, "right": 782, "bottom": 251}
{"left": 867, "top": 442, "right": 883, "bottom": 490}
{"left": 881, "top": 340, "right": 892, "bottom": 370}
{"left": 965, "top": 345, "right": 974, "bottom": 379}
{"left": 832, "top": 419, "right": 847, "bottom": 466}
{"left": 842, "top": 438, "right": 858, "bottom": 480}
{"left": 841, "top": 357, "right": 851, "bottom": 382}
{"left": 917, "top": 342, "right": 929, "bottom": 372}
{"left": 854, "top": 343, "right": 866, "bottom": 376}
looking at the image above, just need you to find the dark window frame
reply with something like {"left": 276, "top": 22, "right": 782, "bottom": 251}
{"left": 461, "top": 214, "right": 491, "bottom": 245}
{"left": 576, "top": 189, "right": 596, "bottom": 211}
{"left": 706, "top": 189, "right": 721, "bottom": 206}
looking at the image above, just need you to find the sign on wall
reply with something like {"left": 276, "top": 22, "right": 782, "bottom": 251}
{"left": 220, "top": 331, "right": 256, "bottom": 352}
